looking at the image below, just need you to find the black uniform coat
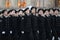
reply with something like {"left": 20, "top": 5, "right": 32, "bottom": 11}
{"left": 31, "top": 14, "right": 39, "bottom": 40}
{"left": 45, "top": 15, "right": 52, "bottom": 40}
{"left": 1, "top": 15, "right": 10, "bottom": 40}
{"left": 38, "top": 15, "right": 46, "bottom": 40}
{"left": 8, "top": 15, "right": 18, "bottom": 40}
{"left": 51, "top": 15, "right": 58, "bottom": 40}
{"left": 55, "top": 16, "right": 60, "bottom": 37}
{"left": 20, "top": 13, "right": 34, "bottom": 40}
{"left": 19, "top": 15, "right": 25, "bottom": 40}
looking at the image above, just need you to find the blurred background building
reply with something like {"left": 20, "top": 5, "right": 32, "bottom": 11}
{"left": 0, "top": 0, "right": 60, "bottom": 9}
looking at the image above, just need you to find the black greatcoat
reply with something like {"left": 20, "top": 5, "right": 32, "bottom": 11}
{"left": 8, "top": 15, "right": 18, "bottom": 40}
{"left": 52, "top": 15, "right": 58, "bottom": 40}
{"left": 17, "top": 15, "right": 22, "bottom": 40}
{"left": 55, "top": 16, "right": 60, "bottom": 37}
{"left": 19, "top": 15, "right": 25, "bottom": 40}
{"left": 48, "top": 15, "right": 58, "bottom": 40}
{"left": 1, "top": 15, "right": 9, "bottom": 40}
{"left": 31, "top": 14, "right": 39, "bottom": 40}
{"left": 49, "top": 15, "right": 56, "bottom": 38}
{"left": 20, "top": 14, "right": 34, "bottom": 40}
{"left": 45, "top": 15, "right": 52, "bottom": 40}
{"left": 38, "top": 15, "right": 46, "bottom": 40}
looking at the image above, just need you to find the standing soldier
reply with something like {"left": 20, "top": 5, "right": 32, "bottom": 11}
{"left": 38, "top": 9, "right": 46, "bottom": 40}
{"left": 44, "top": 9, "right": 52, "bottom": 40}
{"left": 17, "top": 9, "right": 24, "bottom": 40}
{"left": 18, "top": 9, "right": 25, "bottom": 40}
{"left": 49, "top": 9, "right": 58, "bottom": 40}
{"left": 23, "top": 8, "right": 34, "bottom": 40}
{"left": 8, "top": 9, "right": 18, "bottom": 40}
{"left": 49, "top": 9, "right": 56, "bottom": 40}
{"left": 54, "top": 9, "right": 59, "bottom": 40}
{"left": 7, "top": 10, "right": 12, "bottom": 40}
{"left": 31, "top": 7, "right": 39, "bottom": 40}
{"left": 1, "top": 9, "right": 9, "bottom": 40}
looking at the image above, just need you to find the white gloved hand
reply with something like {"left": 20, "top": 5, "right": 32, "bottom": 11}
{"left": 2, "top": 31, "right": 5, "bottom": 34}
{"left": 37, "top": 30, "right": 39, "bottom": 34}
{"left": 10, "top": 30, "right": 12, "bottom": 34}
{"left": 21, "top": 31, "right": 24, "bottom": 34}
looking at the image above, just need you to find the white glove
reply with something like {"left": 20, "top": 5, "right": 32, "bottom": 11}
{"left": 2, "top": 31, "right": 5, "bottom": 34}
{"left": 37, "top": 30, "right": 39, "bottom": 34}
{"left": 10, "top": 30, "right": 12, "bottom": 34}
{"left": 21, "top": 31, "right": 24, "bottom": 34}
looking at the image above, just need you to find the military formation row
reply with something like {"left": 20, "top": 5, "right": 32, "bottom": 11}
{"left": 0, "top": 7, "right": 60, "bottom": 40}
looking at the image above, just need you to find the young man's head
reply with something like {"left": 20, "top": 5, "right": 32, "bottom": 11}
{"left": 2, "top": 9, "right": 8, "bottom": 16}
{"left": 38, "top": 9, "right": 44, "bottom": 15}
{"left": 11, "top": 9, "right": 16, "bottom": 13}
{"left": 31, "top": 7, "right": 37, "bottom": 14}
{"left": 18, "top": 9, "right": 24, "bottom": 15}
{"left": 24, "top": 8, "right": 30, "bottom": 14}
{"left": 49, "top": 8, "right": 54, "bottom": 15}
{"left": 54, "top": 9, "right": 59, "bottom": 15}
{"left": 44, "top": 9, "right": 49, "bottom": 16}
{"left": 9, "top": 9, "right": 16, "bottom": 15}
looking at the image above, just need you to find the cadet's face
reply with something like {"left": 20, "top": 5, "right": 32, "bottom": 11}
{"left": 45, "top": 11, "right": 49, "bottom": 15}
{"left": 39, "top": 10, "right": 43, "bottom": 15}
{"left": 11, "top": 10, "right": 15, "bottom": 15}
{"left": 26, "top": 9, "right": 30, "bottom": 13}
{"left": 50, "top": 10, "right": 54, "bottom": 14}
{"left": 54, "top": 10, "right": 59, "bottom": 15}
{"left": 32, "top": 8, "right": 36, "bottom": 13}
{"left": 19, "top": 11, "right": 23, "bottom": 15}
{"left": 55, "top": 10, "right": 58, "bottom": 13}
{"left": 11, "top": 10, "right": 15, "bottom": 13}
{"left": 4, "top": 11, "right": 8, "bottom": 15}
